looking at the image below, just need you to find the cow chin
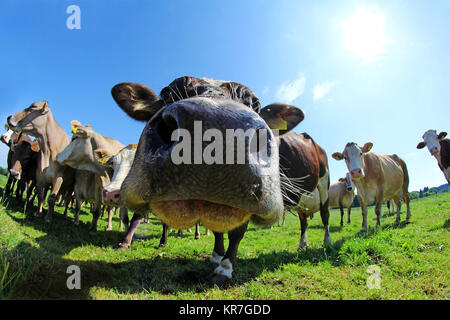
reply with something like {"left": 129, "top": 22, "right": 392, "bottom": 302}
{"left": 150, "top": 200, "right": 254, "bottom": 232}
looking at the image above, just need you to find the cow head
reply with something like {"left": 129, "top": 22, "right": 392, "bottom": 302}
{"left": 96, "top": 144, "right": 138, "bottom": 205}
{"left": 9, "top": 140, "right": 40, "bottom": 180}
{"left": 338, "top": 172, "right": 355, "bottom": 191}
{"left": 417, "top": 129, "right": 447, "bottom": 156}
{"left": 332, "top": 142, "right": 373, "bottom": 179}
{"left": 57, "top": 121, "right": 112, "bottom": 176}
{"left": 7, "top": 101, "right": 50, "bottom": 136}
{"left": 111, "top": 77, "right": 305, "bottom": 232}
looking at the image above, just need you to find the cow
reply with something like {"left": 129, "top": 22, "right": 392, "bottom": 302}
{"left": 417, "top": 130, "right": 449, "bottom": 184}
{"left": 109, "top": 76, "right": 308, "bottom": 283}
{"left": 2, "top": 128, "right": 34, "bottom": 198}
{"left": 7, "top": 101, "right": 76, "bottom": 223}
{"left": 9, "top": 139, "right": 40, "bottom": 211}
{"left": 329, "top": 173, "right": 355, "bottom": 226}
{"left": 56, "top": 120, "right": 125, "bottom": 233}
{"left": 97, "top": 143, "right": 209, "bottom": 248}
{"left": 332, "top": 142, "right": 411, "bottom": 232}
{"left": 276, "top": 131, "right": 333, "bottom": 250}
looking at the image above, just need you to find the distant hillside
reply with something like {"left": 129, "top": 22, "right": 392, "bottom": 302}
{"left": 433, "top": 183, "right": 450, "bottom": 193}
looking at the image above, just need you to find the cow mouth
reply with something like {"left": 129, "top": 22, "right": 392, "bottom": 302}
{"left": 150, "top": 199, "right": 253, "bottom": 232}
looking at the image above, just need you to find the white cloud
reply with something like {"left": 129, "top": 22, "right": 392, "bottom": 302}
{"left": 313, "top": 81, "right": 336, "bottom": 101}
{"left": 261, "top": 86, "right": 270, "bottom": 96}
{"left": 275, "top": 74, "right": 306, "bottom": 104}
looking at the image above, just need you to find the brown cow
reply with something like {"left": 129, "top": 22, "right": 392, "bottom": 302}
{"left": 275, "top": 131, "right": 332, "bottom": 250}
{"left": 7, "top": 101, "right": 75, "bottom": 223}
{"left": 9, "top": 139, "right": 40, "bottom": 211}
{"left": 329, "top": 173, "right": 355, "bottom": 226}
{"left": 110, "top": 76, "right": 305, "bottom": 283}
{"left": 56, "top": 121, "right": 124, "bottom": 233}
{"left": 417, "top": 130, "right": 449, "bottom": 184}
{"left": 332, "top": 142, "right": 411, "bottom": 232}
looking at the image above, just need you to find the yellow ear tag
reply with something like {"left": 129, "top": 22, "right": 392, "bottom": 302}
{"left": 22, "top": 133, "right": 27, "bottom": 136}
{"left": 271, "top": 116, "right": 287, "bottom": 130}
{"left": 72, "top": 127, "right": 77, "bottom": 134}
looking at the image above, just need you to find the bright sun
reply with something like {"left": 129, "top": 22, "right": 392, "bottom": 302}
{"left": 341, "top": 8, "right": 390, "bottom": 64}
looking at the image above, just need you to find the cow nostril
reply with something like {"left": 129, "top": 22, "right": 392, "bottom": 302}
{"left": 157, "top": 114, "right": 178, "bottom": 148}
{"left": 114, "top": 193, "right": 120, "bottom": 199}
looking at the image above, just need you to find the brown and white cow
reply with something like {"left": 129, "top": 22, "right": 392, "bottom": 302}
{"left": 275, "top": 131, "right": 333, "bottom": 250}
{"left": 329, "top": 173, "right": 355, "bottom": 226}
{"left": 110, "top": 76, "right": 308, "bottom": 283}
{"left": 7, "top": 101, "right": 76, "bottom": 223}
{"left": 417, "top": 130, "right": 449, "bottom": 184}
{"left": 332, "top": 142, "right": 411, "bottom": 232}
{"left": 56, "top": 121, "right": 125, "bottom": 232}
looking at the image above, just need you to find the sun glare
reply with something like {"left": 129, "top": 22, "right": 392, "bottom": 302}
{"left": 341, "top": 8, "right": 390, "bottom": 64}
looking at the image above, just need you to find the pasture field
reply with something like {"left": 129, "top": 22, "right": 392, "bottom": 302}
{"left": 0, "top": 175, "right": 448, "bottom": 300}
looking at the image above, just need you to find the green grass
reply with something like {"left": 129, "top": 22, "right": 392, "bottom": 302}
{"left": 0, "top": 176, "right": 448, "bottom": 300}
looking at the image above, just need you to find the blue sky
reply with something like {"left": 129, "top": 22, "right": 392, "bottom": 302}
{"left": 1, "top": 0, "right": 449, "bottom": 191}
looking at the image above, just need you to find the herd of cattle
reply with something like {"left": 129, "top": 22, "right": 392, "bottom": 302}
{"left": 1, "top": 76, "right": 449, "bottom": 284}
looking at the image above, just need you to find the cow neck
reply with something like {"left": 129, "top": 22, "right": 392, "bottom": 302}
{"left": 36, "top": 112, "right": 69, "bottom": 172}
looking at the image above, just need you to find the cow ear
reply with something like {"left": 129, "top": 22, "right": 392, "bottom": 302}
{"left": 70, "top": 120, "right": 89, "bottom": 138}
{"left": 438, "top": 131, "right": 447, "bottom": 140}
{"left": 111, "top": 83, "right": 164, "bottom": 122}
{"left": 94, "top": 149, "right": 113, "bottom": 166}
{"left": 332, "top": 152, "right": 344, "bottom": 161}
{"left": 361, "top": 142, "right": 373, "bottom": 153}
{"left": 41, "top": 101, "right": 49, "bottom": 115}
{"left": 259, "top": 103, "right": 305, "bottom": 135}
{"left": 417, "top": 141, "right": 426, "bottom": 149}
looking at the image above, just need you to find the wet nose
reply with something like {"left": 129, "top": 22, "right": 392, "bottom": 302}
{"left": 103, "top": 189, "right": 120, "bottom": 204}
{"left": 350, "top": 168, "right": 362, "bottom": 178}
{"left": 430, "top": 147, "right": 438, "bottom": 155}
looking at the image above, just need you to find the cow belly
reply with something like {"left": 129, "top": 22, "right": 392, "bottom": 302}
{"left": 293, "top": 189, "right": 320, "bottom": 217}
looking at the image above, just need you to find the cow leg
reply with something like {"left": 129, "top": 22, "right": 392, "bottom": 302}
{"left": 74, "top": 198, "right": 81, "bottom": 226}
{"left": 213, "top": 222, "right": 248, "bottom": 283}
{"left": 394, "top": 198, "right": 402, "bottom": 223}
{"left": 195, "top": 223, "right": 200, "bottom": 240}
{"left": 347, "top": 206, "right": 351, "bottom": 224}
{"left": 159, "top": 223, "right": 169, "bottom": 247}
{"left": 374, "top": 200, "right": 382, "bottom": 231}
{"left": 119, "top": 207, "right": 129, "bottom": 232}
{"left": 278, "top": 210, "right": 286, "bottom": 227}
{"left": 118, "top": 214, "right": 142, "bottom": 250}
{"left": 45, "top": 176, "right": 64, "bottom": 224}
{"left": 317, "top": 174, "right": 333, "bottom": 247}
{"left": 177, "top": 229, "right": 183, "bottom": 238}
{"left": 387, "top": 200, "right": 391, "bottom": 215}
{"left": 24, "top": 182, "right": 34, "bottom": 213}
{"left": 360, "top": 203, "right": 368, "bottom": 233}
{"left": 35, "top": 186, "right": 45, "bottom": 217}
{"left": 403, "top": 189, "right": 411, "bottom": 221}
{"left": 298, "top": 212, "right": 308, "bottom": 250}
{"left": 89, "top": 203, "right": 102, "bottom": 234}
{"left": 339, "top": 202, "right": 344, "bottom": 226}
{"left": 211, "top": 232, "right": 225, "bottom": 264}
{"left": 205, "top": 227, "right": 210, "bottom": 236}
{"left": 4, "top": 174, "right": 14, "bottom": 197}
{"left": 106, "top": 206, "right": 114, "bottom": 231}
{"left": 63, "top": 192, "right": 72, "bottom": 218}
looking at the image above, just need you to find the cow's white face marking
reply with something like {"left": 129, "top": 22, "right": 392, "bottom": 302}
{"left": 214, "top": 258, "right": 233, "bottom": 279}
{"left": 1, "top": 129, "right": 14, "bottom": 145}
{"left": 422, "top": 130, "right": 441, "bottom": 156}
{"left": 344, "top": 144, "right": 365, "bottom": 177}
{"left": 104, "top": 146, "right": 137, "bottom": 192}
{"left": 345, "top": 172, "right": 355, "bottom": 191}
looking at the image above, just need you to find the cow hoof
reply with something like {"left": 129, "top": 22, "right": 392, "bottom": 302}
{"left": 106, "top": 227, "right": 113, "bottom": 231}
{"left": 195, "top": 235, "right": 200, "bottom": 240}
{"left": 117, "top": 243, "right": 130, "bottom": 250}
{"left": 158, "top": 242, "right": 168, "bottom": 248}
{"left": 360, "top": 228, "right": 367, "bottom": 233}
{"left": 298, "top": 244, "right": 308, "bottom": 250}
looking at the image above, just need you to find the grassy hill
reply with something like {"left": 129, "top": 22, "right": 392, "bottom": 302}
{"left": 0, "top": 177, "right": 448, "bottom": 300}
